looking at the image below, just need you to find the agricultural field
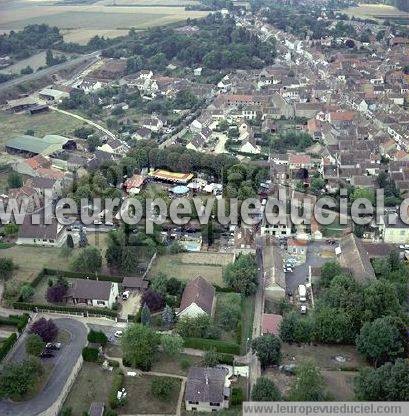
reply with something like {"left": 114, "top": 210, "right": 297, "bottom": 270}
{"left": 0, "top": 1, "right": 208, "bottom": 43}
{"left": 344, "top": 3, "right": 409, "bottom": 20}
{"left": 148, "top": 252, "right": 233, "bottom": 286}
{"left": 0, "top": 110, "right": 86, "bottom": 150}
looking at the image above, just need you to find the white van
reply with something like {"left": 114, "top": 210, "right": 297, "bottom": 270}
{"left": 298, "top": 284, "right": 307, "bottom": 302}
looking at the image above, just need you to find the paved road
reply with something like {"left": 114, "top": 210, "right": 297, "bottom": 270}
{"left": 50, "top": 106, "right": 116, "bottom": 140}
{"left": 0, "top": 52, "right": 99, "bottom": 92}
{"left": 286, "top": 240, "right": 334, "bottom": 293}
{"left": 0, "top": 318, "right": 87, "bottom": 416}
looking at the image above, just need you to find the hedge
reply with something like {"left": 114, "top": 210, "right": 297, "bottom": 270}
{"left": 183, "top": 337, "right": 240, "bottom": 355}
{"left": 82, "top": 346, "right": 99, "bottom": 362}
{"left": 0, "top": 332, "right": 17, "bottom": 361}
{"left": 213, "top": 285, "right": 236, "bottom": 293}
{"left": 12, "top": 302, "right": 118, "bottom": 318}
{"left": 218, "top": 352, "right": 235, "bottom": 365}
{"left": 109, "top": 370, "right": 125, "bottom": 409}
{"left": 0, "top": 314, "right": 29, "bottom": 332}
{"left": 88, "top": 330, "right": 108, "bottom": 346}
{"left": 41, "top": 268, "right": 124, "bottom": 283}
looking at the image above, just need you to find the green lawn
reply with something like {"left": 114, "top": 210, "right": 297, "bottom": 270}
{"left": 148, "top": 253, "right": 225, "bottom": 286}
{"left": 63, "top": 362, "right": 115, "bottom": 416}
{"left": 281, "top": 343, "right": 367, "bottom": 371}
{"left": 1, "top": 232, "right": 109, "bottom": 287}
{"left": 240, "top": 295, "right": 255, "bottom": 355}
{"left": 0, "top": 110, "right": 85, "bottom": 150}
{"left": 214, "top": 292, "right": 241, "bottom": 343}
{"left": 152, "top": 352, "right": 202, "bottom": 376}
{"left": 121, "top": 375, "right": 181, "bottom": 415}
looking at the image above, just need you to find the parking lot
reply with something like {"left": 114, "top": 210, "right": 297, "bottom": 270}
{"left": 285, "top": 240, "right": 336, "bottom": 293}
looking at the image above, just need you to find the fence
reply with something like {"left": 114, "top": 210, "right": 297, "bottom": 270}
{"left": 142, "top": 251, "right": 157, "bottom": 279}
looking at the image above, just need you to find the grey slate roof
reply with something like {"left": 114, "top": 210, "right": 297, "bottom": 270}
{"left": 66, "top": 279, "right": 112, "bottom": 301}
{"left": 186, "top": 367, "right": 228, "bottom": 404}
{"left": 338, "top": 234, "right": 376, "bottom": 283}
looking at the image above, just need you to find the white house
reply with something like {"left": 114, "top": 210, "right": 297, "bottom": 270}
{"left": 64, "top": 279, "right": 119, "bottom": 308}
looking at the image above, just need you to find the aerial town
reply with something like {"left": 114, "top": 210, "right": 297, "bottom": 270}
{"left": 0, "top": 0, "right": 409, "bottom": 415}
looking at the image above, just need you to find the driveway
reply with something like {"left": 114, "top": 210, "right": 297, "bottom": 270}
{"left": 285, "top": 240, "right": 335, "bottom": 293}
{"left": 0, "top": 318, "right": 87, "bottom": 416}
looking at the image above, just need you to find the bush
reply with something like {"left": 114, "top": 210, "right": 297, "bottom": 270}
{"left": 182, "top": 337, "right": 240, "bottom": 355}
{"left": 0, "top": 333, "right": 17, "bottom": 361}
{"left": 82, "top": 347, "right": 99, "bottom": 362}
{"left": 151, "top": 377, "right": 176, "bottom": 400}
{"left": 26, "top": 334, "right": 45, "bottom": 357}
{"left": 109, "top": 370, "right": 125, "bottom": 409}
{"left": 180, "top": 357, "right": 191, "bottom": 370}
{"left": 87, "top": 330, "right": 108, "bottom": 346}
{"left": 231, "top": 387, "right": 244, "bottom": 405}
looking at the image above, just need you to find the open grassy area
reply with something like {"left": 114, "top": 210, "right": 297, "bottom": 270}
{"left": 1, "top": 232, "right": 109, "bottom": 286}
{"left": 240, "top": 295, "right": 255, "bottom": 355}
{"left": 1, "top": 246, "right": 71, "bottom": 285}
{"left": 281, "top": 343, "right": 367, "bottom": 371}
{"left": 152, "top": 352, "right": 203, "bottom": 376}
{"left": 214, "top": 292, "right": 241, "bottom": 343}
{"left": 63, "top": 362, "right": 115, "bottom": 416}
{"left": 322, "top": 370, "right": 357, "bottom": 400}
{"left": 344, "top": 3, "right": 409, "bottom": 20}
{"left": 0, "top": 110, "right": 85, "bottom": 150}
{"left": 121, "top": 374, "right": 182, "bottom": 415}
{"left": 148, "top": 253, "right": 226, "bottom": 286}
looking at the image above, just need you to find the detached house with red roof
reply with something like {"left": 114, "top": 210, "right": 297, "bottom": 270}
{"left": 178, "top": 276, "right": 215, "bottom": 318}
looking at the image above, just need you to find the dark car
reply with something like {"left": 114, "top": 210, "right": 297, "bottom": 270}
{"left": 40, "top": 351, "right": 54, "bottom": 359}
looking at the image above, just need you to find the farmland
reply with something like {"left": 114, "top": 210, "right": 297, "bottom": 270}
{"left": 344, "top": 3, "right": 409, "bottom": 20}
{"left": 0, "top": 1, "right": 208, "bottom": 44}
{"left": 0, "top": 110, "right": 86, "bottom": 150}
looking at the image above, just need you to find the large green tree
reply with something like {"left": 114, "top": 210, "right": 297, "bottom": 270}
{"left": 356, "top": 316, "right": 406, "bottom": 367}
{"left": 288, "top": 360, "right": 327, "bottom": 401}
{"left": 223, "top": 253, "right": 258, "bottom": 296}
{"left": 354, "top": 359, "right": 409, "bottom": 401}
{"left": 121, "top": 324, "right": 159, "bottom": 371}
{"left": 0, "top": 358, "right": 43, "bottom": 399}
{"left": 71, "top": 246, "right": 102, "bottom": 274}
{"left": 251, "top": 334, "right": 281, "bottom": 369}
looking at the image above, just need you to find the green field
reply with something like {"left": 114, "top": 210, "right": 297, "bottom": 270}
{"left": 0, "top": 2, "right": 208, "bottom": 43}
{"left": 0, "top": 110, "right": 85, "bottom": 150}
{"left": 148, "top": 253, "right": 226, "bottom": 286}
{"left": 344, "top": 3, "right": 409, "bottom": 20}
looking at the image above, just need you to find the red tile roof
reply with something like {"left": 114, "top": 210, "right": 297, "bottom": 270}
{"left": 262, "top": 314, "right": 283, "bottom": 336}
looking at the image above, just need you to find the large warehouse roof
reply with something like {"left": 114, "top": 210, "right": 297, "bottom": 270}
{"left": 6, "top": 134, "right": 69, "bottom": 156}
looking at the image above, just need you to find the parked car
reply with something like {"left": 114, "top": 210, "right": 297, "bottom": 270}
{"left": 45, "top": 342, "right": 61, "bottom": 350}
{"left": 122, "top": 291, "right": 130, "bottom": 300}
{"left": 284, "top": 267, "right": 293, "bottom": 273}
{"left": 114, "top": 330, "right": 123, "bottom": 338}
{"left": 300, "top": 305, "right": 307, "bottom": 314}
{"left": 298, "top": 284, "right": 307, "bottom": 302}
{"left": 40, "top": 351, "right": 54, "bottom": 359}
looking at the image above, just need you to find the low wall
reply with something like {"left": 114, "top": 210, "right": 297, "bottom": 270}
{"left": 38, "top": 355, "right": 84, "bottom": 416}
